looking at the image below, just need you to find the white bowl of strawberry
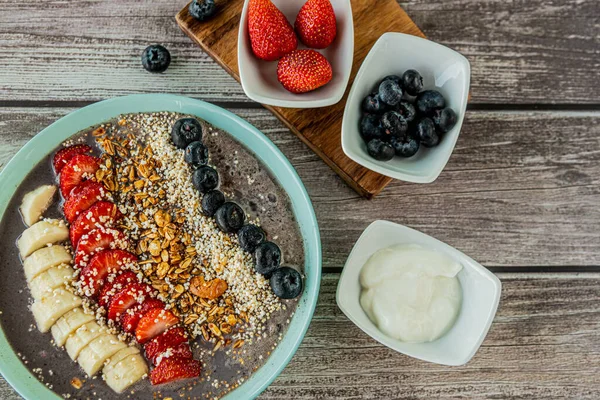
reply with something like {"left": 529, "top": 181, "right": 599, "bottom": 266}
{"left": 238, "top": 0, "right": 354, "bottom": 108}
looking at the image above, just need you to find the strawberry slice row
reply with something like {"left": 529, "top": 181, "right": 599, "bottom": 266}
{"left": 55, "top": 145, "right": 202, "bottom": 386}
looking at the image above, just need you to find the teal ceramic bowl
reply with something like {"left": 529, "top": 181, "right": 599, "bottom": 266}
{"left": 0, "top": 94, "right": 321, "bottom": 399}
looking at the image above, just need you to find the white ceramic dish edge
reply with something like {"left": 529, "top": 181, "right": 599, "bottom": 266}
{"left": 336, "top": 220, "right": 501, "bottom": 366}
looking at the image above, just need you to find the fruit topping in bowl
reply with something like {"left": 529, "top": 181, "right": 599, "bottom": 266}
{"left": 247, "top": 0, "right": 337, "bottom": 94}
{"left": 248, "top": 0, "right": 298, "bottom": 61}
{"left": 277, "top": 49, "right": 333, "bottom": 93}
{"left": 295, "top": 0, "right": 337, "bottom": 49}
{"left": 359, "top": 69, "right": 460, "bottom": 161}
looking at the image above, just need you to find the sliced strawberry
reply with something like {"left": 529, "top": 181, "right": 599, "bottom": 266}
{"left": 150, "top": 356, "right": 201, "bottom": 385}
{"left": 248, "top": 0, "right": 297, "bottom": 61}
{"left": 295, "top": 0, "right": 337, "bottom": 49}
{"left": 59, "top": 154, "right": 101, "bottom": 198}
{"left": 153, "top": 342, "right": 193, "bottom": 366}
{"left": 79, "top": 250, "right": 137, "bottom": 298}
{"left": 144, "top": 327, "right": 188, "bottom": 364}
{"left": 69, "top": 179, "right": 97, "bottom": 198}
{"left": 53, "top": 144, "right": 92, "bottom": 174}
{"left": 73, "top": 228, "right": 128, "bottom": 269}
{"left": 136, "top": 308, "right": 179, "bottom": 344}
{"left": 121, "top": 298, "right": 165, "bottom": 334}
{"left": 63, "top": 181, "right": 106, "bottom": 223}
{"left": 107, "top": 282, "right": 154, "bottom": 321}
{"left": 98, "top": 271, "right": 139, "bottom": 308}
{"left": 70, "top": 201, "right": 122, "bottom": 246}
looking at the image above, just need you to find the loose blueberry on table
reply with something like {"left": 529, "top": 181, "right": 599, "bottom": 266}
{"left": 141, "top": 44, "right": 171, "bottom": 73}
{"left": 358, "top": 69, "right": 459, "bottom": 161}
{"left": 189, "top": 0, "right": 217, "bottom": 21}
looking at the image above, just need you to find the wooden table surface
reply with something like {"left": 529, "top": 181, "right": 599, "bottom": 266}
{"left": 1, "top": 0, "right": 599, "bottom": 398}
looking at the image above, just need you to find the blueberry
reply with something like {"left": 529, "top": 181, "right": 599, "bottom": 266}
{"left": 171, "top": 118, "right": 203, "bottom": 149}
{"left": 380, "top": 75, "right": 402, "bottom": 86}
{"left": 401, "top": 69, "right": 424, "bottom": 96}
{"left": 270, "top": 267, "right": 303, "bottom": 299}
{"left": 184, "top": 141, "right": 209, "bottom": 167}
{"left": 255, "top": 242, "right": 281, "bottom": 276}
{"left": 432, "top": 107, "right": 458, "bottom": 133}
{"left": 395, "top": 101, "right": 416, "bottom": 123}
{"left": 416, "top": 90, "right": 446, "bottom": 116}
{"left": 189, "top": 0, "right": 217, "bottom": 21}
{"left": 141, "top": 45, "right": 171, "bottom": 73}
{"left": 215, "top": 202, "right": 245, "bottom": 233}
{"left": 362, "top": 93, "right": 387, "bottom": 114}
{"left": 192, "top": 166, "right": 218, "bottom": 193}
{"left": 238, "top": 225, "right": 266, "bottom": 253}
{"left": 201, "top": 189, "right": 225, "bottom": 217}
{"left": 367, "top": 139, "right": 395, "bottom": 161}
{"left": 415, "top": 118, "right": 440, "bottom": 147}
{"left": 391, "top": 135, "right": 420, "bottom": 157}
{"left": 359, "top": 114, "right": 384, "bottom": 143}
{"left": 378, "top": 80, "right": 403, "bottom": 106}
{"left": 381, "top": 111, "right": 408, "bottom": 139}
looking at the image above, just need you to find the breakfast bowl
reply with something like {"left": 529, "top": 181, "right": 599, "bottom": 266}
{"left": 336, "top": 220, "right": 500, "bottom": 366}
{"left": 238, "top": 0, "right": 354, "bottom": 108}
{"left": 0, "top": 94, "right": 321, "bottom": 399}
{"left": 341, "top": 32, "right": 470, "bottom": 183}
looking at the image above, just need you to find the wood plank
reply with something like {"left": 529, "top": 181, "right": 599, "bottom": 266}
{"left": 175, "top": 0, "right": 424, "bottom": 198}
{"left": 0, "top": 273, "right": 599, "bottom": 399}
{"left": 1, "top": 107, "right": 599, "bottom": 268}
{"left": 0, "top": 0, "right": 597, "bottom": 104}
{"left": 261, "top": 273, "right": 600, "bottom": 399}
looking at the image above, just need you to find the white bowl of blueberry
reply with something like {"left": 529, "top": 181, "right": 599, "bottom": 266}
{"left": 341, "top": 32, "right": 470, "bottom": 183}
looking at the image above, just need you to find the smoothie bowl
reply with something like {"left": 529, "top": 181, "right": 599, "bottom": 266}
{"left": 0, "top": 94, "right": 321, "bottom": 399}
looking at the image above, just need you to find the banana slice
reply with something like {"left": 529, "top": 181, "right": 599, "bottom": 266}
{"left": 51, "top": 307, "right": 95, "bottom": 347}
{"left": 31, "top": 288, "right": 82, "bottom": 333}
{"left": 29, "top": 264, "right": 75, "bottom": 301}
{"left": 19, "top": 185, "right": 57, "bottom": 227}
{"left": 103, "top": 346, "right": 140, "bottom": 374}
{"left": 77, "top": 333, "right": 127, "bottom": 377}
{"left": 17, "top": 219, "right": 69, "bottom": 258}
{"left": 65, "top": 321, "right": 105, "bottom": 360}
{"left": 103, "top": 352, "right": 148, "bottom": 393}
{"left": 24, "top": 245, "right": 72, "bottom": 282}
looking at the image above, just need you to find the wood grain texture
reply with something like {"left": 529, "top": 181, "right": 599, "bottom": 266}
{"left": 261, "top": 274, "right": 600, "bottom": 399}
{"left": 0, "top": 0, "right": 598, "bottom": 104}
{"left": 0, "top": 273, "right": 599, "bottom": 399}
{"left": 175, "top": 0, "right": 425, "bottom": 198}
{"left": 1, "top": 107, "right": 599, "bottom": 268}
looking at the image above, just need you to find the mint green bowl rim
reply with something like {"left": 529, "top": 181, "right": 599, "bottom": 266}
{"left": 0, "top": 94, "right": 322, "bottom": 400}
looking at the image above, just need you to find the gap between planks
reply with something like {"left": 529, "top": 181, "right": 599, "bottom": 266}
{"left": 1, "top": 100, "right": 600, "bottom": 112}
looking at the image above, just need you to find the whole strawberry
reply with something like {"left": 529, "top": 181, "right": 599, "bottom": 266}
{"left": 295, "top": 0, "right": 337, "bottom": 49}
{"left": 277, "top": 49, "right": 332, "bottom": 93}
{"left": 248, "top": 0, "right": 298, "bottom": 61}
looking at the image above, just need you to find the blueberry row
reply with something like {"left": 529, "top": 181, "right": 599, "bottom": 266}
{"left": 170, "top": 118, "right": 303, "bottom": 299}
{"left": 359, "top": 70, "right": 458, "bottom": 161}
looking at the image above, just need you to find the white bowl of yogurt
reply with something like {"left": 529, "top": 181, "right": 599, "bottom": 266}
{"left": 336, "top": 220, "right": 501, "bottom": 366}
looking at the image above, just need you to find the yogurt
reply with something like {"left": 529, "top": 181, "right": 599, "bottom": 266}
{"left": 359, "top": 244, "right": 462, "bottom": 343}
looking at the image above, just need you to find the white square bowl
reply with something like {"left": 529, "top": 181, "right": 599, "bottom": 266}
{"left": 237, "top": 0, "right": 354, "bottom": 108}
{"left": 336, "top": 220, "right": 501, "bottom": 366}
{"left": 341, "top": 32, "right": 471, "bottom": 183}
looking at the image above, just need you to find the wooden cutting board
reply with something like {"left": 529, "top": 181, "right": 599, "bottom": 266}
{"left": 176, "top": 0, "right": 425, "bottom": 198}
